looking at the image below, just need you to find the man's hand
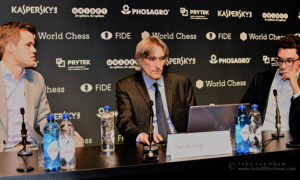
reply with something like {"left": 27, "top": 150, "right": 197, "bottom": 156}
{"left": 281, "top": 63, "right": 300, "bottom": 95}
{"left": 139, "top": 133, "right": 164, "bottom": 145}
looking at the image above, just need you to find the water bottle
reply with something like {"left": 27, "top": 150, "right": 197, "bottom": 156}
{"left": 43, "top": 114, "right": 60, "bottom": 171}
{"left": 100, "top": 105, "right": 115, "bottom": 152}
{"left": 235, "top": 105, "right": 250, "bottom": 155}
{"left": 59, "top": 113, "right": 76, "bottom": 169}
{"left": 249, "top": 104, "right": 262, "bottom": 153}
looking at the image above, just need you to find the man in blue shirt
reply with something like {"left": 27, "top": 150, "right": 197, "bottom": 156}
{"left": 241, "top": 34, "right": 300, "bottom": 139}
{"left": 116, "top": 36, "right": 196, "bottom": 144}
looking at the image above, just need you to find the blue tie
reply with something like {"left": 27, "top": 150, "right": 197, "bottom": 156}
{"left": 153, "top": 83, "right": 170, "bottom": 141}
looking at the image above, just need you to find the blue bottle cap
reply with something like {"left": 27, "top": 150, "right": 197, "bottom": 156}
{"left": 104, "top": 105, "right": 110, "bottom": 111}
{"left": 251, "top": 104, "right": 258, "bottom": 109}
{"left": 238, "top": 105, "right": 246, "bottom": 110}
{"left": 62, "top": 113, "right": 70, "bottom": 120}
{"left": 47, "top": 114, "right": 54, "bottom": 121}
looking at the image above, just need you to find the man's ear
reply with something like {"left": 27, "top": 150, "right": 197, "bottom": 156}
{"left": 5, "top": 42, "right": 15, "bottom": 54}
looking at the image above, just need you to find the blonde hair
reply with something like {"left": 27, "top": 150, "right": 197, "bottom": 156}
{"left": 135, "top": 36, "right": 169, "bottom": 71}
{"left": 0, "top": 22, "right": 36, "bottom": 58}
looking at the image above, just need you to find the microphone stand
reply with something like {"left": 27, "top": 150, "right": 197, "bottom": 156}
{"left": 272, "top": 90, "right": 284, "bottom": 139}
{"left": 144, "top": 101, "right": 158, "bottom": 162}
{"left": 16, "top": 108, "right": 34, "bottom": 172}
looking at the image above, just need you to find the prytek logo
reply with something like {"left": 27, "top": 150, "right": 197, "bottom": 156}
{"left": 100, "top": 31, "right": 131, "bottom": 40}
{"left": 179, "top": 7, "right": 209, "bottom": 20}
{"left": 106, "top": 58, "right": 136, "bottom": 69}
{"left": 167, "top": 57, "right": 196, "bottom": 66}
{"left": 206, "top": 32, "right": 232, "bottom": 40}
{"left": 262, "top": 12, "right": 288, "bottom": 22}
{"left": 72, "top": 7, "right": 108, "bottom": 18}
{"left": 80, "top": 83, "right": 112, "bottom": 93}
{"left": 56, "top": 58, "right": 91, "bottom": 71}
{"left": 96, "top": 107, "right": 118, "bottom": 118}
{"left": 262, "top": 55, "right": 278, "bottom": 67}
{"left": 141, "top": 31, "right": 197, "bottom": 40}
{"left": 209, "top": 54, "right": 251, "bottom": 64}
{"left": 11, "top": 5, "right": 58, "bottom": 15}
{"left": 240, "top": 32, "right": 284, "bottom": 41}
{"left": 196, "top": 79, "right": 246, "bottom": 89}
{"left": 217, "top": 9, "right": 252, "bottom": 19}
{"left": 121, "top": 4, "right": 170, "bottom": 16}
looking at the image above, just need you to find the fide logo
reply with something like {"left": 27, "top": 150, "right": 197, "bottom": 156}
{"left": 80, "top": 83, "right": 93, "bottom": 93}
{"left": 206, "top": 32, "right": 216, "bottom": 40}
{"left": 101, "top": 31, "right": 113, "bottom": 40}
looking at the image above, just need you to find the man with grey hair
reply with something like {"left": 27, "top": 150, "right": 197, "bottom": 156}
{"left": 116, "top": 36, "right": 196, "bottom": 144}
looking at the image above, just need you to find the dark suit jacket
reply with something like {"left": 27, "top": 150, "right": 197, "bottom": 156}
{"left": 116, "top": 71, "right": 196, "bottom": 143}
{"left": 240, "top": 70, "right": 300, "bottom": 138}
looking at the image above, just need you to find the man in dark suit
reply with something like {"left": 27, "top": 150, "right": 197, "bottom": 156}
{"left": 116, "top": 36, "right": 196, "bottom": 144}
{"left": 241, "top": 34, "right": 300, "bottom": 139}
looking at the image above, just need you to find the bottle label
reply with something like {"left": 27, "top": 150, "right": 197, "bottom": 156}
{"left": 47, "top": 140, "right": 59, "bottom": 160}
{"left": 60, "top": 137, "right": 75, "bottom": 163}
{"left": 240, "top": 125, "right": 249, "bottom": 141}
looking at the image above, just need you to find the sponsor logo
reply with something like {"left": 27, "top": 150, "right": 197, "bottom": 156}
{"left": 206, "top": 32, "right": 232, "bottom": 40}
{"left": 179, "top": 7, "right": 209, "bottom": 20}
{"left": 167, "top": 57, "right": 196, "bottom": 66}
{"left": 80, "top": 83, "right": 112, "bottom": 93}
{"left": 11, "top": 5, "right": 58, "bottom": 15}
{"left": 141, "top": 31, "right": 197, "bottom": 40}
{"left": 72, "top": 7, "right": 108, "bottom": 18}
{"left": 240, "top": 32, "right": 285, "bottom": 41}
{"left": 56, "top": 58, "right": 91, "bottom": 71}
{"left": 262, "top": 12, "right": 288, "bottom": 22}
{"left": 37, "top": 32, "right": 90, "bottom": 40}
{"left": 298, "top": 12, "right": 300, "bottom": 19}
{"left": 100, "top": 31, "right": 131, "bottom": 40}
{"left": 121, "top": 4, "right": 170, "bottom": 16}
{"left": 106, "top": 58, "right": 136, "bottom": 69}
{"left": 217, "top": 9, "right": 252, "bottom": 19}
{"left": 53, "top": 112, "right": 81, "bottom": 120}
{"left": 209, "top": 54, "right": 251, "bottom": 64}
{"left": 46, "top": 86, "right": 65, "bottom": 93}
{"left": 262, "top": 55, "right": 278, "bottom": 66}
{"left": 96, "top": 107, "right": 118, "bottom": 118}
{"left": 196, "top": 79, "right": 247, "bottom": 89}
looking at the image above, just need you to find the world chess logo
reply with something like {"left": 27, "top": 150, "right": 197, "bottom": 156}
{"left": 141, "top": 31, "right": 150, "bottom": 39}
{"left": 240, "top": 32, "right": 247, "bottom": 41}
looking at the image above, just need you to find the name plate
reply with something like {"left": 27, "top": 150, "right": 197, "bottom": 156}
{"left": 166, "top": 130, "right": 232, "bottom": 159}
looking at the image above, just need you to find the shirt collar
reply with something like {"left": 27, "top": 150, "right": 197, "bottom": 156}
{"left": 1, "top": 61, "right": 26, "bottom": 79}
{"left": 142, "top": 71, "right": 164, "bottom": 89}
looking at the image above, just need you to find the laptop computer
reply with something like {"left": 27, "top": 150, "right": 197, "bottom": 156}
{"left": 187, "top": 103, "right": 250, "bottom": 133}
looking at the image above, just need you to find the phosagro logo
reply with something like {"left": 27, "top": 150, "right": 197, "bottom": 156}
{"left": 179, "top": 7, "right": 209, "bottom": 20}
{"left": 80, "top": 83, "right": 112, "bottom": 93}
{"left": 262, "top": 12, "right": 288, "bottom": 22}
{"left": 262, "top": 55, "right": 278, "bottom": 67}
{"left": 121, "top": 4, "right": 170, "bottom": 16}
{"left": 196, "top": 79, "right": 246, "bottom": 89}
{"left": 56, "top": 58, "right": 91, "bottom": 71}
{"left": 96, "top": 107, "right": 118, "bottom": 118}
{"left": 209, "top": 54, "right": 251, "bottom": 64}
{"left": 72, "top": 7, "right": 108, "bottom": 18}
{"left": 11, "top": 5, "right": 58, "bottom": 15}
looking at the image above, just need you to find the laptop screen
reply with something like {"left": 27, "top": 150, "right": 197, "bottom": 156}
{"left": 187, "top": 103, "right": 250, "bottom": 133}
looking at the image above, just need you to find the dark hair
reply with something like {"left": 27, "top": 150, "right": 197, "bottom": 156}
{"left": 277, "top": 34, "right": 300, "bottom": 57}
{"left": 0, "top": 22, "right": 37, "bottom": 58}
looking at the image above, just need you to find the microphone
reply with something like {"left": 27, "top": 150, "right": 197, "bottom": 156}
{"left": 18, "top": 108, "right": 32, "bottom": 157}
{"left": 272, "top": 89, "right": 284, "bottom": 138}
{"left": 143, "top": 100, "right": 158, "bottom": 162}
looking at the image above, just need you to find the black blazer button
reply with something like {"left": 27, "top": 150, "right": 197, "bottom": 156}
{"left": 3, "top": 140, "right": 6, "bottom": 144}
